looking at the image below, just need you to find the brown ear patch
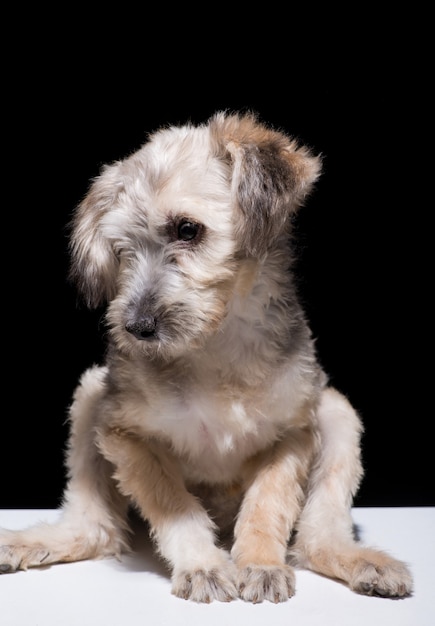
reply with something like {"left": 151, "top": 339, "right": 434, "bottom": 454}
{"left": 210, "top": 111, "right": 321, "bottom": 257}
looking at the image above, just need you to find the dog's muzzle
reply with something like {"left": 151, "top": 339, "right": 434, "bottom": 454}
{"left": 125, "top": 313, "right": 157, "bottom": 340}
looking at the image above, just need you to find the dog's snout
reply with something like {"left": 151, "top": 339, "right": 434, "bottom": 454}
{"left": 125, "top": 313, "right": 157, "bottom": 340}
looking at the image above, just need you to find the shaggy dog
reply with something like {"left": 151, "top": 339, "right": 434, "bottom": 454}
{"left": 0, "top": 111, "right": 413, "bottom": 603}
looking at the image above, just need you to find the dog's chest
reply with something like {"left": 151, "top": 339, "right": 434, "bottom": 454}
{"left": 154, "top": 383, "right": 263, "bottom": 436}
{"left": 123, "top": 364, "right": 310, "bottom": 482}
{"left": 151, "top": 391, "right": 275, "bottom": 480}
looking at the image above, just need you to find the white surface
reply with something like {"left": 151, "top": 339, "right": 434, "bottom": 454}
{"left": 0, "top": 507, "right": 433, "bottom": 626}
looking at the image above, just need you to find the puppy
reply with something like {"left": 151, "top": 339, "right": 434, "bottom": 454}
{"left": 0, "top": 111, "right": 413, "bottom": 603}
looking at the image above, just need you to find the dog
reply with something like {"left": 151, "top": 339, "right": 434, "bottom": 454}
{"left": 0, "top": 111, "right": 413, "bottom": 603}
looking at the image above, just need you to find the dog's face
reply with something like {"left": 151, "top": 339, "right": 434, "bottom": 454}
{"left": 69, "top": 112, "right": 321, "bottom": 359}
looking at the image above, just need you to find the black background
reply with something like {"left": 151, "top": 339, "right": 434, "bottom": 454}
{"left": 1, "top": 15, "right": 431, "bottom": 509}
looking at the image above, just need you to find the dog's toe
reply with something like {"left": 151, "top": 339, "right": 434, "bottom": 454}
{"left": 172, "top": 566, "right": 238, "bottom": 603}
{"left": 237, "top": 564, "right": 296, "bottom": 603}
{"left": 0, "top": 544, "right": 50, "bottom": 573}
{"left": 350, "top": 559, "right": 413, "bottom": 598}
{"left": 0, "top": 562, "right": 14, "bottom": 573}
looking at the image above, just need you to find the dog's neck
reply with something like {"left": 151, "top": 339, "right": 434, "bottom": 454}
{"left": 195, "top": 256, "right": 312, "bottom": 387}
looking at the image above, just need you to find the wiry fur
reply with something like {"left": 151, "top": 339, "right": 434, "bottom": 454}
{"left": 0, "top": 111, "right": 413, "bottom": 602}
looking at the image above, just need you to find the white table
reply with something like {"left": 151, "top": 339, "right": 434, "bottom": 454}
{"left": 1, "top": 507, "right": 433, "bottom": 626}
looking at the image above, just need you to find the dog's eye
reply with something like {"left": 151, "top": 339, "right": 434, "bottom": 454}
{"left": 166, "top": 217, "right": 204, "bottom": 244}
{"left": 177, "top": 220, "right": 201, "bottom": 241}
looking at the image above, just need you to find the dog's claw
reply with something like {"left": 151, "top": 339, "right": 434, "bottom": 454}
{"left": 0, "top": 563, "right": 13, "bottom": 573}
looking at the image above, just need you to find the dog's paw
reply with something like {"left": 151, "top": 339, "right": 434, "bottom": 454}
{"left": 350, "top": 556, "right": 413, "bottom": 598}
{"left": 237, "top": 564, "right": 296, "bottom": 603}
{"left": 0, "top": 544, "right": 50, "bottom": 573}
{"left": 171, "top": 565, "right": 238, "bottom": 603}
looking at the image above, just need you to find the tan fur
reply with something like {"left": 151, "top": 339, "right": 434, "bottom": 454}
{"left": 0, "top": 111, "right": 413, "bottom": 603}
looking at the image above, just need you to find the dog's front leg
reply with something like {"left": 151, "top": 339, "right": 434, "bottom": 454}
{"left": 232, "top": 425, "right": 317, "bottom": 603}
{"left": 98, "top": 427, "right": 237, "bottom": 603}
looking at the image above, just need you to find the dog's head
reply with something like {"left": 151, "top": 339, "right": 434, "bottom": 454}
{"left": 69, "top": 111, "right": 321, "bottom": 358}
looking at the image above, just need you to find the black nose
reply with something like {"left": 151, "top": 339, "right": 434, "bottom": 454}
{"left": 125, "top": 314, "right": 157, "bottom": 340}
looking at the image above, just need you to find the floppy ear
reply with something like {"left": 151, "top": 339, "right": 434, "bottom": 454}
{"left": 211, "top": 112, "right": 321, "bottom": 257}
{"left": 68, "top": 162, "right": 122, "bottom": 308}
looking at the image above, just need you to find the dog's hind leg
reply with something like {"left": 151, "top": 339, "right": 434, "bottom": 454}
{"left": 0, "top": 365, "right": 130, "bottom": 573}
{"left": 288, "top": 387, "right": 414, "bottom": 598}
